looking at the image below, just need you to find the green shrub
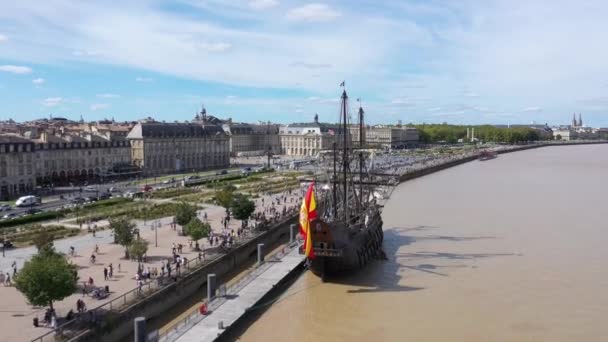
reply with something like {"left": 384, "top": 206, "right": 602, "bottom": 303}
{"left": 0, "top": 211, "right": 64, "bottom": 229}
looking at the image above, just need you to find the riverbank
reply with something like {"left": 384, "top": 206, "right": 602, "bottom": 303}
{"left": 237, "top": 143, "right": 608, "bottom": 342}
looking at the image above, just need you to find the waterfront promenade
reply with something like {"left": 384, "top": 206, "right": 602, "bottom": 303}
{"left": 164, "top": 244, "right": 304, "bottom": 342}
{"left": 0, "top": 189, "right": 304, "bottom": 342}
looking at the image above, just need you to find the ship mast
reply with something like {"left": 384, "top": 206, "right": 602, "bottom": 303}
{"left": 341, "top": 90, "right": 349, "bottom": 222}
{"left": 358, "top": 101, "right": 364, "bottom": 210}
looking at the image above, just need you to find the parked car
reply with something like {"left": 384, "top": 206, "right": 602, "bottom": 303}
{"left": 1, "top": 240, "right": 14, "bottom": 249}
{"left": 98, "top": 192, "right": 111, "bottom": 200}
{"left": 85, "top": 196, "right": 98, "bottom": 203}
{"left": 141, "top": 185, "right": 152, "bottom": 192}
{"left": 216, "top": 170, "right": 228, "bottom": 175}
{"left": 109, "top": 187, "right": 120, "bottom": 193}
{"left": 0, "top": 204, "right": 11, "bottom": 211}
{"left": 2, "top": 213, "right": 18, "bottom": 220}
{"left": 84, "top": 186, "right": 97, "bottom": 192}
{"left": 71, "top": 197, "right": 85, "bottom": 204}
{"left": 26, "top": 208, "right": 43, "bottom": 215}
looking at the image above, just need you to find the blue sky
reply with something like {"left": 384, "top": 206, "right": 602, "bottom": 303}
{"left": 1, "top": 0, "right": 607, "bottom": 126}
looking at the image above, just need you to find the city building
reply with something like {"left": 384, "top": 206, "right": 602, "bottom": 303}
{"left": 193, "top": 106, "right": 280, "bottom": 157}
{"left": 278, "top": 114, "right": 337, "bottom": 156}
{"left": 127, "top": 120, "right": 229, "bottom": 176}
{"left": 349, "top": 125, "right": 419, "bottom": 149}
{"left": 28, "top": 130, "right": 132, "bottom": 185}
{"left": 0, "top": 134, "right": 36, "bottom": 200}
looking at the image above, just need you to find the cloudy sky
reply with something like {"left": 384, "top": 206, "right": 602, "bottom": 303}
{"left": 0, "top": 0, "right": 607, "bottom": 126}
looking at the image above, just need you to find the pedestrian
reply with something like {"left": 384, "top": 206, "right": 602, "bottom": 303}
{"left": 82, "top": 282, "right": 87, "bottom": 296}
{"left": 5, "top": 273, "right": 11, "bottom": 286}
{"left": 88, "top": 276, "right": 94, "bottom": 287}
{"left": 118, "top": 263, "right": 121, "bottom": 273}
{"left": 108, "top": 263, "right": 113, "bottom": 278}
{"left": 103, "top": 267, "right": 108, "bottom": 281}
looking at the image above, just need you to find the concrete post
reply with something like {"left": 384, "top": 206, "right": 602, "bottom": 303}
{"left": 207, "top": 274, "right": 216, "bottom": 301}
{"left": 257, "top": 243, "right": 264, "bottom": 264}
{"left": 289, "top": 224, "right": 296, "bottom": 243}
{"left": 134, "top": 317, "right": 146, "bottom": 342}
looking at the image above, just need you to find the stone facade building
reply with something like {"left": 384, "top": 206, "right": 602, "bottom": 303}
{"left": 127, "top": 121, "right": 229, "bottom": 175}
{"left": 29, "top": 130, "right": 131, "bottom": 185}
{"left": 279, "top": 115, "right": 337, "bottom": 156}
{"left": 349, "top": 125, "right": 419, "bottom": 148}
{"left": 0, "top": 135, "right": 36, "bottom": 200}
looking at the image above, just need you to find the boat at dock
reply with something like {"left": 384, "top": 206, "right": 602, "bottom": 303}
{"left": 478, "top": 150, "right": 498, "bottom": 161}
{"left": 300, "top": 88, "right": 385, "bottom": 279}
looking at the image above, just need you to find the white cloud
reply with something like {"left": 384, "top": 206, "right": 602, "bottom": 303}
{"left": 226, "top": 95, "right": 238, "bottom": 99}
{"left": 90, "top": 103, "right": 110, "bottom": 111}
{"left": 295, "top": 109, "right": 304, "bottom": 113}
{"left": 391, "top": 98, "right": 410, "bottom": 105}
{"left": 286, "top": 4, "right": 341, "bottom": 22}
{"left": 427, "top": 107, "right": 441, "bottom": 112}
{"left": 96, "top": 93, "right": 120, "bottom": 98}
{"left": 0, "top": 65, "right": 32, "bottom": 74}
{"left": 249, "top": 0, "right": 279, "bottom": 10}
{"left": 464, "top": 91, "right": 479, "bottom": 98}
{"left": 200, "top": 42, "right": 232, "bottom": 52}
{"left": 32, "top": 78, "right": 45, "bottom": 85}
{"left": 307, "top": 96, "right": 320, "bottom": 101}
{"left": 136, "top": 77, "right": 153, "bottom": 83}
{"left": 522, "top": 107, "right": 542, "bottom": 112}
{"left": 43, "top": 97, "right": 63, "bottom": 107}
{"left": 0, "top": 34, "right": 7, "bottom": 42}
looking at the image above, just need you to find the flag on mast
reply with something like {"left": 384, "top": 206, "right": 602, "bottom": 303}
{"left": 299, "top": 183, "right": 318, "bottom": 259}
{"left": 339, "top": 81, "right": 345, "bottom": 87}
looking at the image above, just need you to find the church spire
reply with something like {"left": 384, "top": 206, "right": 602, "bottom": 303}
{"left": 578, "top": 113, "right": 583, "bottom": 127}
{"left": 572, "top": 113, "right": 577, "bottom": 127}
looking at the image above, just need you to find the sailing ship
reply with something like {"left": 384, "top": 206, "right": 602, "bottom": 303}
{"left": 300, "top": 87, "right": 385, "bottom": 279}
{"left": 478, "top": 150, "right": 498, "bottom": 161}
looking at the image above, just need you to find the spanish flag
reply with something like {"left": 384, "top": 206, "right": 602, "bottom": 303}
{"left": 300, "top": 183, "right": 317, "bottom": 259}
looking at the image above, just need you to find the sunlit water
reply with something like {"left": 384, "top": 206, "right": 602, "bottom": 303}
{"left": 237, "top": 144, "right": 608, "bottom": 342}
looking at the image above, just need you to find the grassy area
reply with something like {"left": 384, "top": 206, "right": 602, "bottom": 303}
{"left": 0, "top": 211, "right": 65, "bottom": 229}
{"left": 148, "top": 188, "right": 196, "bottom": 199}
{"left": 134, "top": 168, "right": 241, "bottom": 186}
{"left": 4, "top": 224, "right": 81, "bottom": 247}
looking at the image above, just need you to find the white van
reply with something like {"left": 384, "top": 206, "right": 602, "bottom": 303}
{"left": 15, "top": 195, "right": 40, "bottom": 207}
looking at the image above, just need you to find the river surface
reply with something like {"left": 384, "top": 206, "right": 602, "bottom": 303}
{"left": 237, "top": 144, "right": 608, "bottom": 342}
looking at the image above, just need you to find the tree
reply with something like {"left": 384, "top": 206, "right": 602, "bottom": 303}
{"left": 110, "top": 217, "right": 136, "bottom": 259}
{"left": 231, "top": 194, "right": 256, "bottom": 228}
{"left": 14, "top": 251, "right": 78, "bottom": 311}
{"left": 175, "top": 202, "right": 197, "bottom": 235}
{"left": 128, "top": 239, "right": 148, "bottom": 262}
{"left": 32, "top": 228, "right": 54, "bottom": 254}
{"left": 556, "top": 134, "right": 562, "bottom": 140}
{"left": 215, "top": 185, "right": 236, "bottom": 213}
{"left": 184, "top": 217, "right": 211, "bottom": 251}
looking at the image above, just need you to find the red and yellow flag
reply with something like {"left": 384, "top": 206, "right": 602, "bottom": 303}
{"left": 299, "top": 183, "right": 317, "bottom": 259}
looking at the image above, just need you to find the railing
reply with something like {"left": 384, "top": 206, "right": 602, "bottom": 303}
{"left": 151, "top": 239, "right": 301, "bottom": 342}
{"left": 30, "top": 213, "right": 299, "bottom": 342}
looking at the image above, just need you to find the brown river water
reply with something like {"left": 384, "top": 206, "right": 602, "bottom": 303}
{"left": 236, "top": 144, "right": 608, "bottom": 342}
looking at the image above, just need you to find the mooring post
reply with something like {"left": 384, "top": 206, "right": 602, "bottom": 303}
{"left": 290, "top": 223, "right": 296, "bottom": 242}
{"left": 207, "top": 273, "right": 216, "bottom": 301}
{"left": 134, "top": 317, "right": 146, "bottom": 342}
{"left": 257, "top": 243, "right": 264, "bottom": 264}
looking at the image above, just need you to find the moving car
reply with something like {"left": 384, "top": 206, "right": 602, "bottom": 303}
{"left": 0, "top": 204, "right": 11, "bottom": 211}
{"left": 15, "top": 195, "right": 40, "bottom": 207}
{"left": 84, "top": 186, "right": 97, "bottom": 192}
{"left": 109, "top": 187, "right": 121, "bottom": 193}
{"left": 98, "top": 192, "right": 111, "bottom": 200}
{"left": 141, "top": 185, "right": 152, "bottom": 192}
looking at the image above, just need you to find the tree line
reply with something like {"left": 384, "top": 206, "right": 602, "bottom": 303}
{"left": 412, "top": 124, "right": 551, "bottom": 144}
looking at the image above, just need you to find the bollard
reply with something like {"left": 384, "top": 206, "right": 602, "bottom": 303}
{"left": 207, "top": 274, "right": 217, "bottom": 301}
{"left": 289, "top": 224, "right": 296, "bottom": 243}
{"left": 257, "top": 243, "right": 264, "bottom": 264}
{"left": 218, "top": 320, "right": 224, "bottom": 329}
{"left": 134, "top": 317, "right": 146, "bottom": 342}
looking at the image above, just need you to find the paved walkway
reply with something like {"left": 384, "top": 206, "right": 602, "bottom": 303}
{"left": 174, "top": 246, "right": 304, "bottom": 342}
{"left": 0, "top": 188, "right": 305, "bottom": 342}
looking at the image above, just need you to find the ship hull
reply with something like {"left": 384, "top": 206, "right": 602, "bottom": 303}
{"left": 305, "top": 209, "right": 384, "bottom": 279}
